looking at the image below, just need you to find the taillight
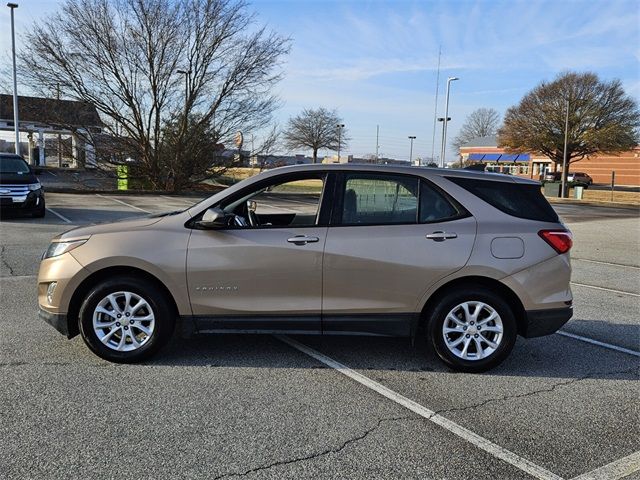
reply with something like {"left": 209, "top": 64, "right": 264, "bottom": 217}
{"left": 538, "top": 229, "right": 572, "bottom": 254}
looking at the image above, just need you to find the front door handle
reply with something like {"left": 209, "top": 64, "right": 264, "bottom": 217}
{"left": 426, "top": 231, "right": 458, "bottom": 241}
{"left": 287, "top": 235, "right": 320, "bottom": 245}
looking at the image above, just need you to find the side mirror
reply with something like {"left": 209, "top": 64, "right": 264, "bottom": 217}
{"left": 32, "top": 167, "right": 43, "bottom": 175}
{"left": 196, "top": 207, "right": 229, "bottom": 229}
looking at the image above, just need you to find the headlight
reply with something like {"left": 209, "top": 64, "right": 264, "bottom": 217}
{"left": 43, "top": 240, "right": 88, "bottom": 259}
{"left": 28, "top": 182, "right": 42, "bottom": 191}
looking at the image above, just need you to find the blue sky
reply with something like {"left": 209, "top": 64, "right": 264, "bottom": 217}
{"left": 1, "top": 0, "right": 639, "bottom": 161}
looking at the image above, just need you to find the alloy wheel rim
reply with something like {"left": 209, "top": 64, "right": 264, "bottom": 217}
{"left": 442, "top": 301, "right": 503, "bottom": 361}
{"left": 92, "top": 291, "right": 155, "bottom": 352}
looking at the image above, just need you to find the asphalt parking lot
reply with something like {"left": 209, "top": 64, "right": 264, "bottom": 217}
{"left": 1, "top": 193, "right": 639, "bottom": 480}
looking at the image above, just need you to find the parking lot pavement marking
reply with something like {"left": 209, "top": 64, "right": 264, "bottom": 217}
{"left": 45, "top": 207, "right": 72, "bottom": 224}
{"left": 557, "top": 331, "right": 640, "bottom": 357}
{"left": 570, "top": 282, "right": 640, "bottom": 297}
{"left": 0, "top": 274, "right": 37, "bottom": 280}
{"left": 159, "top": 195, "right": 196, "bottom": 204}
{"left": 572, "top": 258, "right": 640, "bottom": 269}
{"left": 95, "top": 194, "right": 152, "bottom": 213}
{"left": 570, "top": 450, "right": 640, "bottom": 480}
{"left": 277, "top": 335, "right": 564, "bottom": 480}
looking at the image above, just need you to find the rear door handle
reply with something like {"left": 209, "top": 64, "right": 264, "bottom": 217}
{"left": 426, "top": 231, "right": 458, "bottom": 241}
{"left": 287, "top": 235, "right": 320, "bottom": 245}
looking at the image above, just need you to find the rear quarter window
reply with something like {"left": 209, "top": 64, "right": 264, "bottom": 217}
{"left": 447, "top": 177, "right": 559, "bottom": 223}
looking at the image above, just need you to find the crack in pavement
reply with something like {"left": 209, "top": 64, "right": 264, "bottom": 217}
{"left": 212, "top": 415, "right": 413, "bottom": 479}
{"left": 428, "top": 366, "right": 639, "bottom": 419}
{"left": 0, "top": 246, "right": 15, "bottom": 276}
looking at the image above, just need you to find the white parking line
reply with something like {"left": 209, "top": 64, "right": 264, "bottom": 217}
{"left": 277, "top": 335, "right": 563, "bottom": 480}
{"left": 95, "top": 194, "right": 151, "bottom": 213}
{"left": 572, "top": 258, "right": 640, "bottom": 269}
{"left": 46, "top": 207, "right": 71, "bottom": 223}
{"left": 570, "top": 450, "right": 640, "bottom": 480}
{"left": 160, "top": 195, "right": 196, "bottom": 205}
{"left": 571, "top": 282, "right": 640, "bottom": 297}
{"left": 557, "top": 331, "right": 640, "bottom": 357}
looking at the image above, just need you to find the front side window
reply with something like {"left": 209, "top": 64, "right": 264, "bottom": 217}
{"left": 223, "top": 174, "right": 325, "bottom": 228}
{"left": 341, "top": 174, "right": 419, "bottom": 225}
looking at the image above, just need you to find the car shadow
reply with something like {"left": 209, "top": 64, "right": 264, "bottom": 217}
{"left": 143, "top": 323, "right": 639, "bottom": 381}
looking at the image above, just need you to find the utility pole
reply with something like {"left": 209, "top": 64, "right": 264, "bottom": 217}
{"left": 375, "top": 125, "right": 379, "bottom": 163}
{"left": 431, "top": 45, "right": 441, "bottom": 165}
{"left": 8, "top": 2, "right": 20, "bottom": 157}
{"left": 439, "top": 76, "right": 459, "bottom": 168}
{"left": 57, "top": 83, "right": 62, "bottom": 167}
{"left": 408, "top": 136, "right": 416, "bottom": 166}
{"left": 337, "top": 124, "right": 345, "bottom": 162}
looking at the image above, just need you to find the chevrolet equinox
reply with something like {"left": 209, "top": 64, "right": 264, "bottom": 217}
{"left": 38, "top": 164, "right": 573, "bottom": 372}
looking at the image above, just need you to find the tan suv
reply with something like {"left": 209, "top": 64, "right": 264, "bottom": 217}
{"left": 38, "top": 164, "right": 573, "bottom": 372}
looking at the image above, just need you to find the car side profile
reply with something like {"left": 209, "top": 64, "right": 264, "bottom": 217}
{"left": 38, "top": 164, "right": 573, "bottom": 372}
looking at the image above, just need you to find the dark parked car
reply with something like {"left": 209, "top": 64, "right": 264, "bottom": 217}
{"left": 0, "top": 153, "right": 45, "bottom": 217}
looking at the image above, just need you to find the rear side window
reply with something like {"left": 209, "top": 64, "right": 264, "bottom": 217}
{"left": 419, "top": 181, "right": 462, "bottom": 223}
{"left": 342, "top": 174, "right": 418, "bottom": 225}
{"left": 447, "top": 177, "right": 559, "bottom": 223}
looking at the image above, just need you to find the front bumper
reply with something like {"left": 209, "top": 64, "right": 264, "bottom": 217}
{"left": 521, "top": 307, "right": 573, "bottom": 338}
{"left": 39, "top": 307, "right": 71, "bottom": 338}
{"left": 0, "top": 189, "right": 44, "bottom": 213}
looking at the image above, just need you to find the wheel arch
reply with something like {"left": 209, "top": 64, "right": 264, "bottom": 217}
{"left": 418, "top": 276, "right": 527, "bottom": 337}
{"left": 65, "top": 266, "right": 180, "bottom": 338}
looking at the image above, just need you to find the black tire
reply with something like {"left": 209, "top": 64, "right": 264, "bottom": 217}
{"left": 78, "top": 275, "right": 175, "bottom": 363}
{"left": 427, "top": 286, "right": 517, "bottom": 373}
{"left": 32, "top": 201, "right": 46, "bottom": 218}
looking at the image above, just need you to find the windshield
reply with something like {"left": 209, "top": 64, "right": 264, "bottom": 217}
{"left": 0, "top": 156, "right": 30, "bottom": 174}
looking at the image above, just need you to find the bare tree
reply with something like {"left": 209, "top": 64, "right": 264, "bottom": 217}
{"left": 498, "top": 72, "right": 639, "bottom": 193}
{"left": 21, "top": 0, "right": 290, "bottom": 190}
{"left": 283, "top": 108, "right": 349, "bottom": 163}
{"left": 451, "top": 108, "right": 501, "bottom": 152}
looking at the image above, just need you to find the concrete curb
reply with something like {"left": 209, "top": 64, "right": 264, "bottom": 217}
{"left": 42, "top": 187, "right": 224, "bottom": 196}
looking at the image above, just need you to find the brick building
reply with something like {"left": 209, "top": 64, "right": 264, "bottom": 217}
{"left": 459, "top": 136, "right": 640, "bottom": 186}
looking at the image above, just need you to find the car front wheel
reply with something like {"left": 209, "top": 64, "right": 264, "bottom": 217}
{"left": 78, "top": 276, "right": 175, "bottom": 362}
{"left": 427, "top": 287, "right": 517, "bottom": 373}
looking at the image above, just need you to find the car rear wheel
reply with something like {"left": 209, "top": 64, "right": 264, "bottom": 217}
{"left": 427, "top": 287, "right": 517, "bottom": 373}
{"left": 78, "top": 276, "right": 175, "bottom": 362}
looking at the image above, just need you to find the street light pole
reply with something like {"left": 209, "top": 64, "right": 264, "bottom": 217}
{"left": 408, "top": 136, "right": 416, "bottom": 165}
{"left": 375, "top": 124, "right": 379, "bottom": 163}
{"left": 8, "top": 2, "right": 20, "bottom": 157}
{"left": 439, "top": 76, "right": 459, "bottom": 168}
{"left": 337, "top": 124, "right": 344, "bottom": 162}
{"left": 437, "top": 117, "right": 450, "bottom": 167}
{"left": 561, "top": 98, "right": 570, "bottom": 198}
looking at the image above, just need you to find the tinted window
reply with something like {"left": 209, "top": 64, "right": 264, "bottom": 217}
{"left": 341, "top": 174, "right": 418, "bottom": 225}
{"left": 0, "top": 156, "right": 30, "bottom": 174}
{"left": 419, "top": 181, "right": 462, "bottom": 223}
{"left": 447, "top": 177, "right": 559, "bottom": 223}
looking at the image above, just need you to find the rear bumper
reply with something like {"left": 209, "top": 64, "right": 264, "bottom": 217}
{"left": 39, "top": 307, "right": 71, "bottom": 338}
{"left": 521, "top": 307, "right": 573, "bottom": 338}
